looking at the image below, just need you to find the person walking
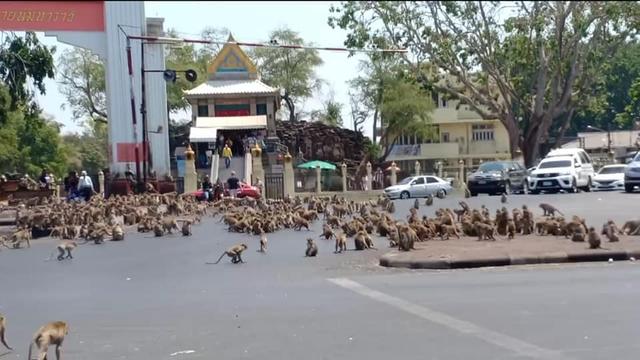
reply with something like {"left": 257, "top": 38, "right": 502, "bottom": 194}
{"left": 222, "top": 144, "right": 233, "bottom": 169}
{"left": 78, "top": 170, "right": 95, "bottom": 202}
{"left": 227, "top": 171, "right": 240, "bottom": 198}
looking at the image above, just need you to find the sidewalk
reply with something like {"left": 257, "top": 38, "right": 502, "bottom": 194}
{"left": 379, "top": 235, "right": 640, "bottom": 269}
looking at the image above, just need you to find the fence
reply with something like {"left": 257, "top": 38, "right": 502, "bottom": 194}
{"left": 293, "top": 168, "right": 343, "bottom": 192}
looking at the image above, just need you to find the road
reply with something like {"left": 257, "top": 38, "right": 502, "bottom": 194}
{"left": 1, "top": 191, "right": 639, "bottom": 359}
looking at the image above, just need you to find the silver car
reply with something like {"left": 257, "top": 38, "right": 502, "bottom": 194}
{"left": 384, "top": 175, "right": 453, "bottom": 200}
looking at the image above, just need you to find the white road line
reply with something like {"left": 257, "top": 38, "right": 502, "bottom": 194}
{"left": 328, "top": 277, "right": 573, "bottom": 360}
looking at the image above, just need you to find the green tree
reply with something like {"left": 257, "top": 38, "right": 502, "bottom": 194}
{"left": 0, "top": 31, "right": 55, "bottom": 109}
{"left": 250, "top": 27, "right": 323, "bottom": 121}
{"left": 311, "top": 97, "right": 343, "bottom": 127}
{"left": 57, "top": 48, "right": 107, "bottom": 123}
{"left": 330, "top": 1, "right": 640, "bottom": 166}
{"left": 62, "top": 120, "right": 109, "bottom": 174}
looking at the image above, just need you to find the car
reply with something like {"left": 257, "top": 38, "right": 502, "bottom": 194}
{"left": 624, "top": 151, "right": 640, "bottom": 193}
{"left": 384, "top": 175, "right": 452, "bottom": 200}
{"left": 191, "top": 181, "right": 261, "bottom": 201}
{"left": 466, "top": 161, "right": 528, "bottom": 196}
{"left": 592, "top": 164, "right": 627, "bottom": 191}
{"left": 528, "top": 154, "right": 593, "bottom": 194}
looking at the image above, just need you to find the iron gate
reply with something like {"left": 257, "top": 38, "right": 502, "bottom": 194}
{"left": 264, "top": 173, "right": 284, "bottom": 199}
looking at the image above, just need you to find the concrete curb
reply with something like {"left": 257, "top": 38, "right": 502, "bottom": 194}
{"left": 380, "top": 249, "right": 639, "bottom": 269}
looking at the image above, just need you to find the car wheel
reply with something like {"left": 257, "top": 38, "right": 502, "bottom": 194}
{"left": 400, "top": 191, "right": 410, "bottom": 199}
{"left": 625, "top": 184, "right": 635, "bottom": 193}
{"left": 436, "top": 189, "right": 446, "bottom": 199}
{"left": 569, "top": 178, "right": 579, "bottom": 193}
{"left": 470, "top": 191, "right": 478, "bottom": 197}
{"left": 582, "top": 178, "right": 592, "bottom": 192}
{"left": 503, "top": 181, "right": 511, "bottom": 195}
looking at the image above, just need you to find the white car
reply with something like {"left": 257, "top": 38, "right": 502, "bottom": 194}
{"left": 528, "top": 155, "right": 594, "bottom": 194}
{"left": 592, "top": 165, "right": 626, "bottom": 191}
{"left": 384, "top": 175, "right": 453, "bottom": 200}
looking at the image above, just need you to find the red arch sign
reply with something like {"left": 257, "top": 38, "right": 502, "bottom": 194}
{"left": 0, "top": 1, "right": 104, "bottom": 31}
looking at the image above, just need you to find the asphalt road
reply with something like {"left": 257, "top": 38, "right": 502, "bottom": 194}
{"left": 1, "top": 191, "right": 639, "bottom": 359}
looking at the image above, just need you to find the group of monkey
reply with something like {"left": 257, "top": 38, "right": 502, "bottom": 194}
{"left": 0, "top": 313, "right": 67, "bottom": 360}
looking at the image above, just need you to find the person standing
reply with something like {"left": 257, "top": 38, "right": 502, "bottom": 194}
{"left": 78, "top": 170, "right": 95, "bottom": 202}
{"left": 202, "top": 175, "right": 213, "bottom": 202}
{"left": 222, "top": 144, "right": 233, "bottom": 169}
{"left": 227, "top": 171, "right": 240, "bottom": 198}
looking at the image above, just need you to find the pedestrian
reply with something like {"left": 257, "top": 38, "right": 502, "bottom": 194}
{"left": 227, "top": 171, "right": 240, "bottom": 198}
{"left": 222, "top": 144, "right": 233, "bottom": 169}
{"left": 78, "top": 170, "right": 95, "bottom": 202}
{"left": 213, "top": 178, "right": 224, "bottom": 200}
{"left": 38, "top": 169, "right": 49, "bottom": 190}
{"left": 202, "top": 175, "right": 213, "bottom": 202}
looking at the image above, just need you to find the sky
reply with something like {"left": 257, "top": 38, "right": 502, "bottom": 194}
{"left": 33, "top": 1, "right": 369, "bottom": 136}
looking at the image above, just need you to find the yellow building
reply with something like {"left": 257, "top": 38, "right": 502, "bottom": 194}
{"left": 386, "top": 93, "right": 511, "bottom": 174}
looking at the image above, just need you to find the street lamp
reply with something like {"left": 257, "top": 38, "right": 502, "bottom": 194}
{"left": 587, "top": 124, "right": 613, "bottom": 162}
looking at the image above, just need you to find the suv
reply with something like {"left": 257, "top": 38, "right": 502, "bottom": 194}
{"left": 529, "top": 151, "right": 595, "bottom": 194}
{"left": 624, "top": 151, "right": 640, "bottom": 192}
{"left": 467, "top": 161, "right": 528, "bottom": 196}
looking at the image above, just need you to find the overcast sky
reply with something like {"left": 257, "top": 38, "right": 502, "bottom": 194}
{"left": 33, "top": 1, "right": 370, "bottom": 136}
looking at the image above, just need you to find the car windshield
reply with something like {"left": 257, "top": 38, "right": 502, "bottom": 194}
{"left": 634, "top": 152, "right": 640, "bottom": 162}
{"left": 478, "top": 162, "right": 505, "bottom": 172}
{"left": 398, "top": 177, "right": 413, "bottom": 185}
{"left": 598, "top": 166, "right": 626, "bottom": 174}
{"left": 538, "top": 160, "right": 571, "bottom": 169}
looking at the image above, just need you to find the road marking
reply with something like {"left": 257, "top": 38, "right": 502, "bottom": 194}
{"left": 328, "top": 277, "right": 573, "bottom": 360}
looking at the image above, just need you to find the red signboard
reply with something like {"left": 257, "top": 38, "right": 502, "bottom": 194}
{"left": 116, "top": 142, "right": 149, "bottom": 163}
{"left": 0, "top": 1, "right": 104, "bottom": 31}
{"left": 215, "top": 109, "right": 251, "bottom": 117}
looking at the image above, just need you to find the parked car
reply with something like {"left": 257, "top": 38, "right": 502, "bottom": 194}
{"left": 191, "top": 182, "right": 261, "bottom": 201}
{"left": 528, "top": 151, "right": 595, "bottom": 194}
{"left": 592, "top": 164, "right": 627, "bottom": 191}
{"left": 466, "top": 161, "right": 528, "bottom": 196}
{"left": 624, "top": 151, "right": 640, "bottom": 193}
{"left": 384, "top": 175, "right": 453, "bottom": 200}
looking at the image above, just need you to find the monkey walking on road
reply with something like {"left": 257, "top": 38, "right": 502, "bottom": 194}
{"left": 28, "top": 321, "right": 68, "bottom": 360}
{"left": 305, "top": 238, "right": 318, "bottom": 257}
{"left": 207, "top": 244, "right": 248, "bottom": 264}
{"left": 45, "top": 241, "right": 77, "bottom": 262}
{"left": 258, "top": 234, "right": 267, "bottom": 253}
{"left": 539, "top": 203, "right": 563, "bottom": 217}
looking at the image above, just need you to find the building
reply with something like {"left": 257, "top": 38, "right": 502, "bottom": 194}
{"left": 561, "top": 130, "right": 640, "bottom": 164}
{"left": 184, "top": 34, "right": 281, "bottom": 182}
{"left": 386, "top": 93, "right": 511, "bottom": 175}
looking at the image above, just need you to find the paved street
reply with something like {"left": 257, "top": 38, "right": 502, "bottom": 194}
{"left": 1, "top": 191, "right": 639, "bottom": 359}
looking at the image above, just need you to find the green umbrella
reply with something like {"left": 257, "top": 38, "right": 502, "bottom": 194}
{"left": 296, "top": 160, "right": 337, "bottom": 170}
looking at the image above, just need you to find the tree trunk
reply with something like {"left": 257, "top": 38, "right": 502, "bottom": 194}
{"left": 283, "top": 94, "right": 295, "bottom": 122}
{"left": 377, "top": 134, "right": 398, "bottom": 163}
{"left": 553, "top": 108, "right": 575, "bottom": 149}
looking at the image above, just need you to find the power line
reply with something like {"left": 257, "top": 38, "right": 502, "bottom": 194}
{"left": 126, "top": 34, "right": 408, "bottom": 54}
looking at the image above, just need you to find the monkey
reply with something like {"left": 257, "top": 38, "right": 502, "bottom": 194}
{"left": 571, "top": 226, "right": 586, "bottom": 242}
{"left": 413, "top": 198, "right": 420, "bottom": 210}
{"left": 9, "top": 229, "right": 31, "bottom": 249}
{"left": 539, "top": 203, "right": 563, "bottom": 217}
{"left": 28, "top": 321, "right": 68, "bottom": 360}
{"left": 501, "top": 193, "right": 507, "bottom": 203}
{"left": 0, "top": 313, "right": 13, "bottom": 351}
{"left": 111, "top": 224, "right": 124, "bottom": 241}
{"left": 258, "top": 234, "right": 267, "bottom": 253}
{"left": 353, "top": 231, "right": 369, "bottom": 250}
{"left": 162, "top": 218, "right": 180, "bottom": 234}
{"left": 180, "top": 220, "right": 192, "bottom": 236}
{"left": 334, "top": 232, "right": 347, "bottom": 253}
{"left": 293, "top": 217, "right": 310, "bottom": 231}
{"left": 605, "top": 220, "right": 620, "bottom": 243}
{"left": 622, "top": 220, "right": 640, "bottom": 235}
{"left": 305, "top": 238, "right": 318, "bottom": 257}
{"left": 464, "top": 186, "right": 471, "bottom": 198}
{"left": 475, "top": 222, "right": 497, "bottom": 241}
{"left": 587, "top": 227, "right": 602, "bottom": 249}
{"left": 207, "top": 244, "right": 248, "bottom": 264}
{"left": 440, "top": 224, "right": 460, "bottom": 240}
{"left": 386, "top": 201, "right": 395, "bottom": 213}
{"left": 425, "top": 194, "right": 434, "bottom": 206}
{"left": 153, "top": 223, "right": 165, "bottom": 237}
{"left": 506, "top": 219, "right": 516, "bottom": 239}
{"left": 320, "top": 224, "right": 335, "bottom": 240}
{"left": 46, "top": 241, "right": 77, "bottom": 261}
{"left": 398, "top": 225, "right": 418, "bottom": 251}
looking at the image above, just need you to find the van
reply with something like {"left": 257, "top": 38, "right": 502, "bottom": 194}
{"left": 528, "top": 148, "right": 595, "bottom": 193}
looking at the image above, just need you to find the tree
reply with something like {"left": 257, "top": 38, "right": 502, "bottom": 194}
{"left": 62, "top": 120, "right": 109, "bottom": 174}
{"left": 0, "top": 31, "right": 55, "bottom": 109}
{"left": 311, "top": 98, "right": 343, "bottom": 127}
{"left": 348, "top": 90, "right": 367, "bottom": 133}
{"left": 250, "top": 27, "right": 323, "bottom": 121}
{"left": 330, "top": 1, "right": 640, "bottom": 166}
{"left": 57, "top": 48, "right": 106, "bottom": 123}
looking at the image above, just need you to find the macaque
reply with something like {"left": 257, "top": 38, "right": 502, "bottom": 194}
{"left": 305, "top": 238, "right": 318, "bottom": 257}
{"left": 28, "top": 321, "right": 68, "bottom": 360}
{"left": 207, "top": 244, "right": 248, "bottom": 264}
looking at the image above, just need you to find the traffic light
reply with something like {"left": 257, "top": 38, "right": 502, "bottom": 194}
{"left": 185, "top": 69, "right": 197, "bottom": 82}
{"left": 163, "top": 70, "right": 177, "bottom": 83}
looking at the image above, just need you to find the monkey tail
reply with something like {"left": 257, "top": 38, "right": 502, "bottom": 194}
{"left": 44, "top": 249, "right": 57, "bottom": 262}
{"left": 206, "top": 252, "right": 226, "bottom": 265}
{"left": 27, "top": 340, "right": 33, "bottom": 360}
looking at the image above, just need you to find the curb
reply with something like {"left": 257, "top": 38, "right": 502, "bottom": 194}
{"left": 380, "top": 249, "right": 638, "bottom": 269}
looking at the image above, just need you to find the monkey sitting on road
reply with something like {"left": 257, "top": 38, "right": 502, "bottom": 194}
{"left": 153, "top": 223, "right": 165, "bottom": 237}
{"left": 475, "top": 222, "right": 497, "bottom": 241}
{"left": 588, "top": 227, "right": 602, "bottom": 249}
{"left": 0, "top": 313, "right": 13, "bottom": 351}
{"left": 305, "top": 238, "right": 318, "bottom": 257}
{"left": 622, "top": 220, "right": 640, "bottom": 235}
{"left": 179, "top": 220, "right": 193, "bottom": 236}
{"left": 425, "top": 194, "right": 434, "bottom": 206}
{"left": 207, "top": 244, "right": 248, "bottom": 264}
{"left": 258, "top": 234, "right": 267, "bottom": 253}
{"left": 320, "top": 224, "right": 334, "bottom": 240}
{"left": 604, "top": 220, "right": 620, "bottom": 242}
{"left": 28, "top": 321, "right": 68, "bottom": 360}
{"left": 334, "top": 232, "right": 347, "bottom": 253}
{"left": 111, "top": 224, "right": 125, "bottom": 241}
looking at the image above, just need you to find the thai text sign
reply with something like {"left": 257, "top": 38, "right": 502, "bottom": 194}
{"left": 0, "top": 1, "right": 104, "bottom": 31}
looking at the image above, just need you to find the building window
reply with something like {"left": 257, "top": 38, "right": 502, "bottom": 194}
{"left": 257, "top": 103, "right": 267, "bottom": 115}
{"left": 442, "top": 132, "right": 450, "bottom": 143}
{"left": 472, "top": 124, "right": 494, "bottom": 141}
{"left": 441, "top": 97, "right": 447, "bottom": 108}
{"left": 197, "top": 104, "right": 209, "bottom": 117}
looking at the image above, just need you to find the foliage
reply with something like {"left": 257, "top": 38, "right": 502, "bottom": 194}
{"left": 57, "top": 48, "right": 106, "bottom": 122}
{"left": 62, "top": 120, "right": 109, "bottom": 175}
{"left": 330, "top": 1, "right": 640, "bottom": 165}
{"left": 249, "top": 27, "right": 323, "bottom": 121}
{"left": 0, "top": 31, "right": 55, "bottom": 109}
{"left": 311, "top": 98, "right": 343, "bottom": 127}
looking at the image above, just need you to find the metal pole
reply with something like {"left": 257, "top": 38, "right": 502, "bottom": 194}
{"left": 126, "top": 37, "right": 142, "bottom": 192}
{"left": 140, "top": 40, "right": 148, "bottom": 186}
